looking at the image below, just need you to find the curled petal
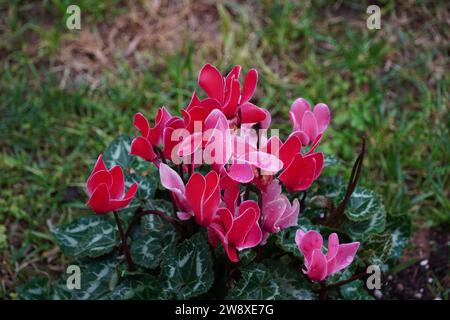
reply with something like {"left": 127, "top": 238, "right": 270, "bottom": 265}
{"left": 87, "top": 183, "right": 111, "bottom": 214}
{"left": 130, "top": 136, "right": 157, "bottom": 161}
{"left": 87, "top": 170, "right": 112, "bottom": 197}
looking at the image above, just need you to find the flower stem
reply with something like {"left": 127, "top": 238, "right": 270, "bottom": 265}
{"left": 113, "top": 211, "right": 135, "bottom": 271}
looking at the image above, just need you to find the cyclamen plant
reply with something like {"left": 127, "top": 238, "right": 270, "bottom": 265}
{"left": 38, "top": 64, "right": 407, "bottom": 301}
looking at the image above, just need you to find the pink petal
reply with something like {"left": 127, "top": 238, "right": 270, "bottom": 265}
{"left": 262, "top": 198, "right": 286, "bottom": 233}
{"left": 226, "top": 162, "right": 255, "bottom": 183}
{"left": 289, "top": 98, "right": 310, "bottom": 131}
{"left": 277, "top": 198, "right": 299, "bottom": 229}
{"left": 241, "top": 68, "right": 258, "bottom": 104}
{"left": 330, "top": 242, "right": 360, "bottom": 275}
{"left": 299, "top": 230, "right": 323, "bottom": 267}
{"left": 198, "top": 63, "right": 224, "bottom": 102}
{"left": 159, "top": 163, "right": 185, "bottom": 193}
{"left": 108, "top": 166, "right": 125, "bottom": 199}
{"left": 326, "top": 233, "right": 339, "bottom": 261}
{"left": 260, "top": 108, "right": 272, "bottom": 129}
{"left": 244, "top": 151, "right": 283, "bottom": 174}
{"left": 133, "top": 112, "right": 150, "bottom": 138}
{"left": 177, "top": 132, "right": 203, "bottom": 157}
{"left": 305, "top": 249, "right": 328, "bottom": 281}
{"left": 130, "top": 137, "right": 157, "bottom": 161}
{"left": 177, "top": 211, "right": 192, "bottom": 220}
{"left": 302, "top": 110, "right": 319, "bottom": 143}
{"left": 295, "top": 229, "right": 305, "bottom": 248}
{"left": 313, "top": 103, "right": 330, "bottom": 134}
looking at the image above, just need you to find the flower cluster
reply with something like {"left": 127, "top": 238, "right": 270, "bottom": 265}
{"left": 85, "top": 63, "right": 359, "bottom": 282}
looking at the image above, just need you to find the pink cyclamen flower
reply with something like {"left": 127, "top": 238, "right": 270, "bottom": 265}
{"left": 289, "top": 98, "right": 330, "bottom": 145}
{"left": 159, "top": 163, "right": 221, "bottom": 226}
{"left": 261, "top": 179, "right": 299, "bottom": 244}
{"left": 279, "top": 151, "right": 324, "bottom": 192}
{"left": 159, "top": 163, "right": 192, "bottom": 219}
{"left": 295, "top": 230, "right": 360, "bottom": 282}
{"left": 86, "top": 154, "right": 138, "bottom": 214}
{"left": 197, "top": 63, "right": 268, "bottom": 124}
{"left": 208, "top": 200, "right": 262, "bottom": 263}
{"left": 130, "top": 107, "right": 172, "bottom": 161}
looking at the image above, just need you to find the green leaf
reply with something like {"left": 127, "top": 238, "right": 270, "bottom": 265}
{"left": 18, "top": 277, "right": 50, "bottom": 300}
{"left": 386, "top": 215, "right": 411, "bottom": 261}
{"left": 227, "top": 264, "right": 280, "bottom": 300}
{"left": 159, "top": 232, "right": 214, "bottom": 299}
{"left": 340, "top": 280, "right": 374, "bottom": 300}
{"left": 103, "top": 135, "right": 147, "bottom": 172}
{"left": 106, "top": 275, "right": 161, "bottom": 300}
{"left": 51, "top": 215, "right": 119, "bottom": 259}
{"left": 323, "top": 155, "right": 340, "bottom": 168}
{"left": 362, "top": 233, "right": 393, "bottom": 265}
{"left": 345, "top": 188, "right": 383, "bottom": 222}
{"left": 130, "top": 214, "right": 180, "bottom": 269}
{"left": 264, "top": 260, "right": 315, "bottom": 300}
{"left": 125, "top": 171, "right": 158, "bottom": 208}
{"left": 343, "top": 205, "right": 386, "bottom": 240}
{"left": 72, "top": 254, "right": 117, "bottom": 300}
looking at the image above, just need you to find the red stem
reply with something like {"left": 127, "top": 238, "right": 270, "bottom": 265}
{"left": 113, "top": 211, "right": 135, "bottom": 271}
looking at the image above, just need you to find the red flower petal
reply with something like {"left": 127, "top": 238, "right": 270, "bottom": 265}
{"left": 198, "top": 64, "right": 224, "bottom": 102}
{"left": 109, "top": 182, "right": 138, "bottom": 212}
{"left": 239, "top": 102, "right": 266, "bottom": 124}
{"left": 108, "top": 165, "right": 124, "bottom": 199}
{"left": 86, "top": 170, "right": 113, "bottom": 197}
{"left": 87, "top": 183, "right": 111, "bottom": 214}
{"left": 241, "top": 68, "right": 258, "bottom": 104}
{"left": 130, "top": 136, "right": 157, "bottom": 161}
{"left": 133, "top": 112, "right": 150, "bottom": 138}
{"left": 91, "top": 154, "right": 107, "bottom": 175}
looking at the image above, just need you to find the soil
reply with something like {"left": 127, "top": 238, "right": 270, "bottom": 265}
{"left": 380, "top": 227, "right": 449, "bottom": 300}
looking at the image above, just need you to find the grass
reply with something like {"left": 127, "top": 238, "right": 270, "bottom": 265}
{"left": 0, "top": 1, "right": 448, "bottom": 298}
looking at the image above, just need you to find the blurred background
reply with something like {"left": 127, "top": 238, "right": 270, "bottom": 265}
{"left": 0, "top": 0, "right": 448, "bottom": 299}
